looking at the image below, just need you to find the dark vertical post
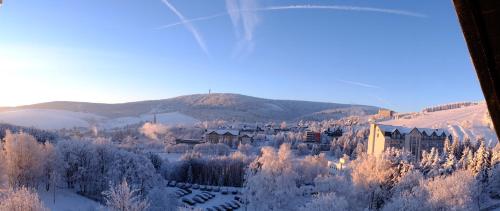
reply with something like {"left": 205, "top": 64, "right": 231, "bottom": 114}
{"left": 452, "top": 0, "right": 500, "bottom": 140}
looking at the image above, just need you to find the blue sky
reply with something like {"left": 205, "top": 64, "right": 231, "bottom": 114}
{"left": 0, "top": 0, "right": 484, "bottom": 112}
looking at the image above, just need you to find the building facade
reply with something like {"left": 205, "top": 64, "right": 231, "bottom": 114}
{"left": 367, "top": 123, "right": 451, "bottom": 162}
{"left": 377, "top": 109, "right": 395, "bottom": 118}
{"left": 305, "top": 131, "right": 321, "bottom": 142}
{"left": 204, "top": 129, "right": 253, "bottom": 147}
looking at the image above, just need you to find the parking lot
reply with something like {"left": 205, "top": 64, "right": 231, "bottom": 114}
{"left": 166, "top": 180, "right": 244, "bottom": 211}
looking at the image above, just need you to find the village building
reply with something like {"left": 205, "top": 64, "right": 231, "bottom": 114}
{"left": 204, "top": 129, "right": 253, "bottom": 147}
{"left": 239, "top": 134, "right": 253, "bottom": 145}
{"left": 305, "top": 130, "right": 321, "bottom": 142}
{"left": 324, "top": 127, "right": 343, "bottom": 137}
{"left": 367, "top": 123, "right": 452, "bottom": 162}
{"left": 175, "top": 138, "right": 205, "bottom": 145}
{"left": 377, "top": 109, "right": 395, "bottom": 118}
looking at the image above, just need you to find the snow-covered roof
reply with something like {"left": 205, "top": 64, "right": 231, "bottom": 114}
{"left": 377, "top": 124, "right": 412, "bottom": 134}
{"left": 377, "top": 124, "right": 450, "bottom": 136}
{"left": 206, "top": 129, "right": 240, "bottom": 136}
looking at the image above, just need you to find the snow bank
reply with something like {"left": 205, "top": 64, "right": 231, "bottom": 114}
{"left": 38, "top": 189, "right": 102, "bottom": 211}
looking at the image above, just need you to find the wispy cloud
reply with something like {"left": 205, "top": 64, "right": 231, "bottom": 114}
{"left": 337, "top": 79, "right": 381, "bottom": 89}
{"left": 160, "top": 0, "right": 209, "bottom": 56}
{"left": 225, "top": 0, "right": 259, "bottom": 58}
{"left": 158, "top": 3, "right": 426, "bottom": 57}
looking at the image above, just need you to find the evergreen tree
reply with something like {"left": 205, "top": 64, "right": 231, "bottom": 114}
{"left": 443, "top": 138, "right": 451, "bottom": 158}
{"left": 443, "top": 152, "right": 457, "bottom": 174}
{"left": 473, "top": 140, "right": 491, "bottom": 183}
{"left": 458, "top": 147, "right": 472, "bottom": 170}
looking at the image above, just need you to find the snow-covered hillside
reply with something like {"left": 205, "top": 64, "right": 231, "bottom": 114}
{"left": 0, "top": 94, "right": 379, "bottom": 130}
{"left": 0, "top": 109, "right": 200, "bottom": 130}
{"left": 0, "top": 109, "right": 105, "bottom": 130}
{"left": 103, "top": 112, "right": 199, "bottom": 129}
{"left": 382, "top": 102, "right": 498, "bottom": 145}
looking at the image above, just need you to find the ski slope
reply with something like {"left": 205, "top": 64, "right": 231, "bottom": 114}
{"left": 382, "top": 102, "right": 498, "bottom": 145}
{"left": 0, "top": 109, "right": 199, "bottom": 130}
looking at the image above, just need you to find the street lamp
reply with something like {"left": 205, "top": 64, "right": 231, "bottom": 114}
{"left": 339, "top": 157, "right": 346, "bottom": 169}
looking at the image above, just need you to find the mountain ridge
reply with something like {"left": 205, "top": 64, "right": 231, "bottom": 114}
{"left": 7, "top": 93, "right": 380, "bottom": 122}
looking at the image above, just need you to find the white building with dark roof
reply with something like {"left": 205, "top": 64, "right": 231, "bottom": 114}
{"left": 367, "top": 123, "right": 452, "bottom": 162}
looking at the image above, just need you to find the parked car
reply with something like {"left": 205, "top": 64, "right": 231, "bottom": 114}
{"left": 192, "top": 196, "right": 205, "bottom": 203}
{"left": 221, "top": 189, "right": 228, "bottom": 195}
{"left": 193, "top": 184, "right": 200, "bottom": 189}
{"left": 226, "top": 202, "right": 238, "bottom": 209}
{"left": 182, "top": 198, "right": 196, "bottom": 206}
{"left": 198, "top": 194, "right": 210, "bottom": 200}
{"left": 219, "top": 204, "right": 232, "bottom": 211}
{"left": 212, "top": 206, "right": 224, "bottom": 211}
{"left": 202, "top": 192, "right": 215, "bottom": 198}
{"left": 229, "top": 200, "right": 240, "bottom": 208}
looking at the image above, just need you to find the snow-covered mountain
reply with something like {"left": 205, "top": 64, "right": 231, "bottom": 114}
{"left": 0, "top": 93, "right": 379, "bottom": 129}
{"left": 381, "top": 101, "right": 497, "bottom": 145}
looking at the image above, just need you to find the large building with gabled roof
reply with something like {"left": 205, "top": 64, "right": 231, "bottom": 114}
{"left": 367, "top": 123, "right": 452, "bottom": 162}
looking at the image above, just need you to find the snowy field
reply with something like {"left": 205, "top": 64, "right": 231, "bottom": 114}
{"left": 0, "top": 109, "right": 104, "bottom": 130}
{"left": 38, "top": 189, "right": 102, "bottom": 211}
{"left": 382, "top": 102, "right": 498, "bottom": 145}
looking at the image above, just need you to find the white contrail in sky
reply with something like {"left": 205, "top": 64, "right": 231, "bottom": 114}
{"left": 337, "top": 79, "right": 382, "bottom": 89}
{"left": 261, "top": 5, "right": 427, "bottom": 18}
{"left": 160, "top": 0, "right": 209, "bottom": 56}
{"left": 158, "top": 4, "right": 427, "bottom": 29}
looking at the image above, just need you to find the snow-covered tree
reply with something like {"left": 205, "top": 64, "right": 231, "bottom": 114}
{"left": 3, "top": 131, "right": 45, "bottom": 188}
{"left": 420, "top": 148, "right": 441, "bottom": 177}
{"left": 350, "top": 153, "right": 393, "bottom": 209}
{"left": 237, "top": 143, "right": 253, "bottom": 156}
{"left": 442, "top": 151, "right": 456, "bottom": 174}
{"left": 0, "top": 187, "right": 48, "bottom": 211}
{"left": 295, "top": 153, "right": 328, "bottom": 185}
{"left": 102, "top": 180, "right": 149, "bottom": 211}
{"left": 458, "top": 147, "right": 472, "bottom": 170}
{"left": 41, "top": 142, "right": 57, "bottom": 192}
{"left": 244, "top": 144, "right": 301, "bottom": 210}
{"left": 300, "top": 192, "right": 348, "bottom": 211}
{"left": 297, "top": 143, "right": 309, "bottom": 156}
{"left": 311, "top": 144, "right": 320, "bottom": 155}
{"left": 473, "top": 140, "right": 491, "bottom": 183}
{"left": 489, "top": 164, "right": 500, "bottom": 198}
{"left": 423, "top": 170, "right": 479, "bottom": 210}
